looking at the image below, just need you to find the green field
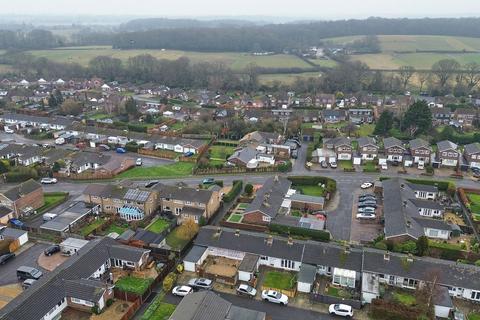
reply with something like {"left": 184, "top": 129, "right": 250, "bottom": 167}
{"left": 258, "top": 72, "right": 322, "bottom": 85}
{"left": 0, "top": 64, "right": 15, "bottom": 74}
{"left": 117, "top": 162, "right": 194, "bottom": 179}
{"left": 209, "top": 145, "right": 235, "bottom": 162}
{"left": 28, "top": 46, "right": 311, "bottom": 71}
{"left": 307, "top": 58, "right": 338, "bottom": 68}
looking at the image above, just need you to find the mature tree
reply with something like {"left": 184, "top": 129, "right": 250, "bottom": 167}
{"left": 431, "top": 59, "right": 461, "bottom": 88}
{"left": 178, "top": 218, "right": 199, "bottom": 240}
{"left": 60, "top": 99, "right": 83, "bottom": 116}
{"left": 464, "top": 62, "right": 480, "bottom": 91}
{"left": 416, "top": 236, "right": 429, "bottom": 256}
{"left": 124, "top": 97, "right": 138, "bottom": 118}
{"left": 343, "top": 122, "right": 358, "bottom": 137}
{"left": 89, "top": 56, "right": 123, "bottom": 81}
{"left": 402, "top": 100, "right": 432, "bottom": 137}
{"left": 417, "top": 72, "right": 430, "bottom": 93}
{"left": 374, "top": 111, "right": 394, "bottom": 136}
{"left": 398, "top": 66, "right": 415, "bottom": 90}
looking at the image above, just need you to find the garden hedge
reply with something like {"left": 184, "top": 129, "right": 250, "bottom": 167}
{"left": 380, "top": 177, "right": 455, "bottom": 194}
{"left": 269, "top": 223, "right": 330, "bottom": 242}
{"left": 223, "top": 180, "right": 243, "bottom": 202}
{"left": 288, "top": 176, "right": 336, "bottom": 193}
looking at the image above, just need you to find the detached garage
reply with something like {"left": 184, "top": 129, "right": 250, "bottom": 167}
{"left": 0, "top": 227, "right": 29, "bottom": 247}
{"left": 183, "top": 245, "right": 207, "bottom": 272}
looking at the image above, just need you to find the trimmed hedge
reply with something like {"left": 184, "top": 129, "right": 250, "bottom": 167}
{"left": 288, "top": 176, "right": 336, "bottom": 194}
{"left": 269, "top": 223, "right": 330, "bottom": 242}
{"left": 223, "top": 180, "right": 243, "bottom": 203}
{"left": 380, "top": 177, "right": 455, "bottom": 194}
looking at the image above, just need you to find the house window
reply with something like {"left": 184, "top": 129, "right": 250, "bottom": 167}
{"left": 281, "top": 259, "right": 295, "bottom": 269}
{"left": 471, "top": 291, "right": 480, "bottom": 300}
{"left": 260, "top": 256, "right": 268, "bottom": 261}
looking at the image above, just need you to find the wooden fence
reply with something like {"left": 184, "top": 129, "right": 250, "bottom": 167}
{"left": 261, "top": 284, "right": 297, "bottom": 298}
{"left": 194, "top": 165, "right": 283, "bottom": 175}
{"left": 220, "top": 220, "right": 268, "bottom": 232}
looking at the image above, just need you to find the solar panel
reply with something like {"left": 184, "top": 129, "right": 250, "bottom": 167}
{"left": 124, "top": 189, "right": 150, "bottom": 202}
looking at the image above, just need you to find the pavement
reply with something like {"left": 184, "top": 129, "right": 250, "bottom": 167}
{"left": 0, "top": 243, "right": 49, "bottom": 286}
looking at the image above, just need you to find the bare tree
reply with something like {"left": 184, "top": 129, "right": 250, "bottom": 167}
{"left": 431, "top": 59, "right": 461, "bottom": 88}
{"left": 398, "top": 66, "right": 415, "bottom": 90}
{"left": 464, "top": 62, "right": 480, "bottom": 91}
{"left": 417, "top": 72, "right": 430, "bottom": 93}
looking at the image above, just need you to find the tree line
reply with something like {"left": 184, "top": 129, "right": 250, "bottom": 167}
{"left": 0, "top": 29, "right": 61, "bottom": 50}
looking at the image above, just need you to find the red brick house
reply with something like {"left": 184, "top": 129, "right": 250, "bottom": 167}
{"left": 0, "top": 179, "right": 44, "bottom": 218}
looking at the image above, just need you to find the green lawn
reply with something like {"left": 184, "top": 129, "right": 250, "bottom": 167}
{"left": 115, "top": 276, "right": 154, "bottom": 295}
{"left": 149, "top": 303, "right": 176, "bottom": 320}
{"left": 429, "top": 240, "right": 464, "bottom": 251}
{"left": 469, "top": 313, "right": 480, "bottom": 320}
{"left": 238, "top": 203, "right": 249, "bottom": 209}
{"left": 118, "top": 162, "right": 194, "bottom": 179}
{"left": 338, "top": 160, "right": 354, "bottom": 170}
{"left": 393, "top": 291, "right": 416, "bottom": 306}
{"left": 37, "top": 192, "right": 69, "bottom": 214}
{"left": 227, "top": 214, "right": 243, "bottom": 223}
{"left": 146, "top": 218, "right": 170, "bottom": 234}
{"left": 291, "top": 210, "right": 302, "bottom": 217}
{"left": 468, "top": 193, "right": 480, "bottom": 214}
{"left": 263, "top": 271, "right": 296, "bottom": 290}
{"left": 89, "top": 113, "right": 111, "bottom": 120}
{"left": 357, "top": 124, "right": 375, "bottom": 136}
{"left": 101, "top": 224, "right": 128, "bottom": 235}
{"left": 80, "top": 218, "right": 107, "bottom": 236}
{"left": 165, "top": 227, "right": 192, "bottom": 250}
{"left": 295, "top": 185, "right": 325, "bottom": 197}
{"left": 362, "top": 161, "right": 378, "bottom": 172}
{"left": 209, "top": 145, "right": 235, "bottom": 161}
{"left": 327, "top": 286, "right": 353, "bottom": 299}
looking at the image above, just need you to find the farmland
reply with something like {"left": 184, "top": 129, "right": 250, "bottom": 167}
{"left": 258, "top": 72, "right": 321, "bottom": 85}
{"left": 27, "top": 46, "right": 311, "bottom": 71}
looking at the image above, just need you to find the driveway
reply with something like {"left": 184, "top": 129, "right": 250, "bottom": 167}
{"left": 0, "top": 243, "right": 49, "bottom": 286}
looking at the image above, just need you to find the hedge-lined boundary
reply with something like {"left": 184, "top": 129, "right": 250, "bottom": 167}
{"left": 223, "top": 180, "right": 243, "bottom": 202}
{"left": 269, "top": 223, "right": 330, "bottom": 242}
{"left": 287, "top": 176, "right": 336, "bottom": 194}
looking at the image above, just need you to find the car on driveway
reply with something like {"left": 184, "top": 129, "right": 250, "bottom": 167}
{"left": 360, "top": 182, "right": 373, "bottom": 189}
{"left": 261, "top": 290, "right": 288, "bottom": 305}
{"left": 321, "top": 161, "right": 328, "bottom": 168}
{"left": 172, "top": 285, "right": 193, "bottom": 297}
{"left": 0, "top": 253, "right": 15, "bottom": 265}
{"left": 359, "top": 194, "right": 376, "bottom": 200}
{"left": 358, "top": 202, "right": 377, "bottom": 209}
{"left": 40, "top": 177, "right": 57, "bottom": 184}
{"left": 330, "top": 162, "right": 338, "bottom": 169}
{"left": 356, "top": 212, "right": 376, "bottom": 219}
{"left": 329, "top": 303, "right": 353, "bottom": 317}
{"left": 44, "top": 245, "right": 60, "bottom": 256}
{"left": 188, "top": 278, "right": 213, "bottom": 290}
{"left": 236, "top": 284, "right": 257, "bottom": 297}
{"left": 136, "top": 158, "right": 143, "bottom": 166}
{"left": 357, "top": 207, "right": 375, "bottom": 214}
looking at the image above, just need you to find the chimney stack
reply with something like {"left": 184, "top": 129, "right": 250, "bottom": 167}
{"left": 287, "top": 236, "right": 293, "bottom": 246}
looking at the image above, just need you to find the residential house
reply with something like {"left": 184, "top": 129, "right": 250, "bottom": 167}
{"left": 324, "top": 137, "right": 353, "bottom": 161}
{"left": 0, "top": 144, "right": 42, "bottom": 166}
{"left": 383, "top": 137, "right": 406, "bottom": 163}
{"left": 239, "top": 131, "right": 283, "bottom": 146}
{"left": 315, "top": 94, "right": 335, "bottom": 108}
{"left": 0, "top": 113, "right": 73, "bottom": 131}
{"left": 69, "top": 152, "right": 111, "bottom": 174}
{"left": 435, "top": 140, "right": 460, "bottom": 168}
{"left": 154, "top": 183, "right": 221, "bottom": 224}
{"left": 227, "top": 146, "right": 275, "bottom": 168}
{"left": 321, "top": 109, "right": 346, "bottom": 123}
{"left": 464, "top": 143, "right": 480, "bottom": 169}
{"left": 0, "top": 227, "right": 29, "bottom": 247}
{"left": 0, "top": 237, "right": 150, "bottom": 320}
{"left": 348, "top": 108, "right": 373, "bottom": 124}
{"left": 431, "top": 107, "right": 453, "bottom": 125}
{"left": 409, "top": 138, "right": 432, "bottom": 165}
{"left": 151, "top": 136, "right": 207, "bottom": 155}
{"left": 356, "top": 137, "right": 378, "bottom": 161}
{"left": 454, "top": 108, "right": 476, "bottom": 128}
{"left": 169, "top": 291, "right": 266, "bottom": 320}
{"left": 382, "top": 178, "right": 456, "bottom": 243}
{"left": 0, "top": 179, "right": 44, "bottom": 218}
{"left": 83, "top": 184, "right": 158, "bottom": 221}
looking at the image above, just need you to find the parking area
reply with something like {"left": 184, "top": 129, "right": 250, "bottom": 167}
{"left": 0, "top": 243, "right": 49, "bottom": 286}
{"left": 37, "top": 251, "right": 69, "bottom": 271}
{"left": 350, "top": 187, "right": 383, "bottom": 244}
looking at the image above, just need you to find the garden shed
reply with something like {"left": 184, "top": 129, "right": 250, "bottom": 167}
{"left": 297, "top": 264, "right": 316, "bottom": 293}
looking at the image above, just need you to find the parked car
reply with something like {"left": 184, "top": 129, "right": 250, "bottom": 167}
{"left": 0, "top": 253, "right": 15, "bottom": 265}
{"left": 40, "top": 177, "right": 57, "bottom": 184}
{"left": 321, "top": 161, "right": 328, "bottom": 168}
{"left": 44, "top": 245, "right": 60, "bottom": 256}
{"left": 172, "top": 285, "right": 193, "bottom": 297}
{"left": 358, "top": 199, "right": 377, "bottom": 205}
{"left": 184, "top": 151, "right": 194, "bottom": 157}
{"left": 329, "top": 162, "right": 338, "bottom": 169}
{"left": 358, "top": 203, "right": 377, "bottom": 209}
{"left": 98, "top": 144, "right": 111, "bottom": 151}
{"left": 360, "top": 182, "right": 373, "bottom": 189}
{"left": 144, "top": 180, "right": 159, "bottom": 188}
{"left": 188, "top": 278, "right": 213, "bottom": 290}
{"left": 358, "top": 195, "right": 376, "bottom": 201}
{"left": 261, "top": 290, "right": 288, "bottom": 305}
{"left": 4, "top": 127, "right": 14, "bottom": 134}
{"left": 356, "top": 212, "right": 376, "bottom": 219}
{"left": 357, "top": 207, "right": 375, "bottom": 214}
{"left": 381, "top": 163, "right": 388, "bottom": 170}
{"left": 202, "top": 178, "right": 215, "bottom": 185}
{"left": 22, "top": 278, "right": 36, "bottom": 290}
{"left": 329, "top": 303, "right": 353, "bottom": 317}
{"left": 116, "top": 147, "right": 126, "bottom": 154}
{"left": 236, "top": 284, "right": 257, "bottom": 297}
{"left": 16, "top": 266, "right": 43, "bottom": 281}
{"left": 136, "top": 158, "right": 143, "bottom": 166}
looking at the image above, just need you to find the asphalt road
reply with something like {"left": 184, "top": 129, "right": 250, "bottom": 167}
{"left": 0, "top": 243, "right": 49, "bottom": 286}
{"left": 164, "top": 292, "right": 337, "bottom": 320}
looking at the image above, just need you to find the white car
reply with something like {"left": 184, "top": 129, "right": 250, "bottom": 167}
{"left": 356, "top": 212, "right": 376, "bottom": 219}
{"left": 357, "top": 207, "right": 375, "bottom": 214}
{"left": 172, "top": 285, "right": 193, "bottom": 297}
{"left": 360, "top": 182, "right": 373, "bottom": 189}
{"left": 236, "top": 284, "right": 257, "bottom": 297}
{"left": 329, "top": 303, "right": 353, "bottom": 317}
{"left": 40, "top": 177, "right": 57, "bottom": 184}
{"left": 136, "top": 158, "right": 143, "bottom": 166}
{"left": 261, "top": 290, "right": 288, "bottom": 305}
{"left": 381, "top": 163, "right": 388, "bottom": 170}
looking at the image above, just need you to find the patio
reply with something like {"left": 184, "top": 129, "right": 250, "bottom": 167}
{"left": 200, "top": 256, "right": 240, "bottom": 279}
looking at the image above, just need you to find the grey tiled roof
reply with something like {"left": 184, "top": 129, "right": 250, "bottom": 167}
{"left": 2, "top": 179, "right": 42, "bottom": 202}
{"left": 409, "top": 138, "right": 430, "bottom": 150}
{"left": 64, "top": 278, "right": 106, "bottom": 302}
{"left": 356, "top": 136, "right": 376, "bottom": 148}
{"left": 155, "top": 184, "right": 214, "bottom": 204}
{"left": 244, "top": 176, "right": 291, "bottom": 218}
{"left": 464, "top": 143, "right": 480, "bottom": 155}
{"left": 383, "top": 137, "right": 403, "bottom": 149}
{"left": 437, "top": 140, "right": 457, "bottom": 152}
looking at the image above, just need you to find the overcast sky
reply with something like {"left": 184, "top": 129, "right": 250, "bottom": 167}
{"left": 2, "top": 0, "right": 480, "bottom": 19}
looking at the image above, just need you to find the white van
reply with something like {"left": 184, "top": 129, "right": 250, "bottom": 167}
{"left": 42, "top": 213, "right": 58, "bottom": 221}
{"left": 4, "top": 126, "right": 14, "bottom": 134}
{"left": 418, "top": 162, "right": 425, "bottom": 170}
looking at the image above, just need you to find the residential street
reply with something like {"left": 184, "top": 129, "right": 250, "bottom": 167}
{"left": 0, "top": 243, "right": 49, "bottom": 286}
